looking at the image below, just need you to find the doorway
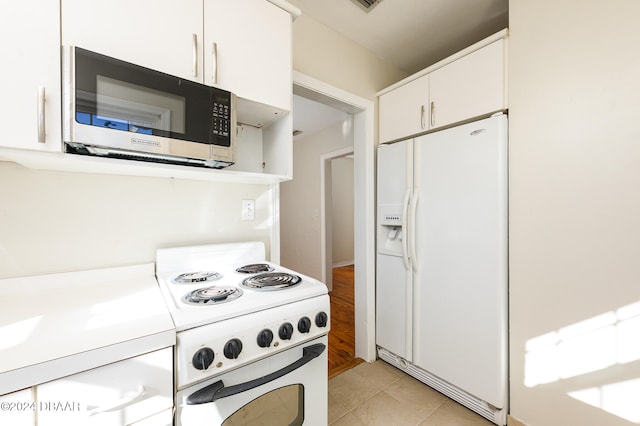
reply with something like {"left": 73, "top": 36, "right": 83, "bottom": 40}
{"left": 321, "top": 147, "right": 354, "bottom": 290}
{"left": 288, "top": 71, "right": 376, "bottom": 363}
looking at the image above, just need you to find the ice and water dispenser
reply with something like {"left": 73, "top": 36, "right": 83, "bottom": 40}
{"left": 377, "top": 204, "right": 404, "bottom": 256}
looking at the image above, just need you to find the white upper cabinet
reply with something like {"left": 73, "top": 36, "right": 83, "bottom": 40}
{"left": 204, "top": 0, "right": 292, "bottom": 111}
{"left": 378, "top": 33, "right": 507, "bottom": 143}
{"left": 0, "top": 0, "right": 298, "bottom": 182}
{"left": 62, "top": 0, "right": 203, "bottom": 83}
{"left": 0, "top": 0, "right": 61, "bottom": 151}
{"left": 429, "top": 38, "right": 505, "bottom": 129}
{"left": 379, "top": 75, "right": 429, "bottom": 144}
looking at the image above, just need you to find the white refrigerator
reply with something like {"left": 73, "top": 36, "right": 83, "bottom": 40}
{"left": 376, "top": 114, "right": 508, "bottom": 425}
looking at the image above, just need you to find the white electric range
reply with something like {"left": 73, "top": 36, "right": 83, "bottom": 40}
{"left": 155, "top": 241, "right": 330, "bottom": 426}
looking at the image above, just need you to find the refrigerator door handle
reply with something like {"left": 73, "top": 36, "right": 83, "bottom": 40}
{"left": 401, "top": 188, "right": 411, "bottom": 270}
{"left": 410, "top": 190, "right": 419, "bottom": 273}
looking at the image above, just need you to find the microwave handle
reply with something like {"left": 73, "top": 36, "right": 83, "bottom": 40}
{"left": 211, "top": 42, "right": 218, "bottom": 85}
{"left": 192, "top": 34, "right": 198, "bottom": 78}
{"left": 37, "top": 86, "right": 46, "bottom": 143}
{"left": 185, "top": 343, "right": 325, "bottom": 405}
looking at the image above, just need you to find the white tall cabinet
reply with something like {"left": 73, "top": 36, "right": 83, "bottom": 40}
{"left": 0, "top": 0, "right": 61, "bottom": 151}
{"left": 378, "top": 76, "right": 429, "bottom": 144}
{"left": 429, "top": 39, "right": 505, "bottom": 129}
{"left": 378, "top": 32, "right": 507, "bottom": 143}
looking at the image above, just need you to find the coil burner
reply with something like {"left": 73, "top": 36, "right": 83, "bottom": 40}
{"left": 172, "top": 271, "right": 222, "bottom": 285}
{"left": 235, "top": 263, "right": 275, "bottom": 274}
{"left": 241, "top": 272, "right": 301, "bottom": 291}
{"left": 182, "top": 286, "right": 243, "bottom": 305}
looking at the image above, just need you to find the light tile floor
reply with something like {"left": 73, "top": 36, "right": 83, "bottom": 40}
{"left": 328, "top": 360, "right": 495, "bottom": 426}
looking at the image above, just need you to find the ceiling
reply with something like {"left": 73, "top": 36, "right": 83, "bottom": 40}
{"left": 287, "top": 0, "right": 508, "bottom": 75}
{"left": 292, "top": 95, "right": 350, "bottom": 142}
{"left": 290, "top": 0, "right": 508, "bottom": 139}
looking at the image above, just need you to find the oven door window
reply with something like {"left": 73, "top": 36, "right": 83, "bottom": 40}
{"left": 223, "top": 384, "right": 304, "bottom": 426}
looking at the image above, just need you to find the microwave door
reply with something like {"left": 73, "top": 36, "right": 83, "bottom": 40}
{"left": 63, "top": 46, "right": 235, "bottom": 168}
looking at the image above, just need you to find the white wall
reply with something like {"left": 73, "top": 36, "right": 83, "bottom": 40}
{"left": 331, "top": 156, "right": 354, "bottom": 266}
{"left": 289, "top": 7, "right": 406, "bottom": 361}
{"left": 509, "top": 1, "right": 640, "bottom": 424}
{"left": 280, "top": 119, "right": 354, "bottom": 280}
{"left": 0, "top": 161, "right": 273, "bottom": 278}
{"left": 290, "top": 12, "right": 408, "bottom": 100}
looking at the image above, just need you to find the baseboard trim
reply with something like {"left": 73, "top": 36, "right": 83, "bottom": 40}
{"left": 507, "top": 414, "right": 528, "bottom": 426}
{"left": 332, "top": 261, "right": 354, "bottom": 268}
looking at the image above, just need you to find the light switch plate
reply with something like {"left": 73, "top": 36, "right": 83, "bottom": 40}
{"left": 242, "top": 199, "right": 255, "bottom": 221}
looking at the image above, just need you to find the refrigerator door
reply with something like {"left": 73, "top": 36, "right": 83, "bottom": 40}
{"left": 376, "top": 140, "right": 413, "bottom": 360}
{"left": 412, "top": 115, "right": 508, "bottom": 408}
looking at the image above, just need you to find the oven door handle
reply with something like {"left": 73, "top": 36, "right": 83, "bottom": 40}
{"left": 186, "top": 343, "right": 326, "bottom": 405}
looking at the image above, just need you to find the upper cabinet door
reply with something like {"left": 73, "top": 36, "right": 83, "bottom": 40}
{"left": 379, "top": 75, "right": 429, "bottom": 143}
{"left": 0, "top": 0, "right": 61, "bottom": 151}
{"left": 204, "top": 0, "right": 292, "bottom": 111}
{"left": 62, "top": 0, "right": 203, "bottom": 82}
{"left": 429, "top": 39, "right": 506, "bottom": 129}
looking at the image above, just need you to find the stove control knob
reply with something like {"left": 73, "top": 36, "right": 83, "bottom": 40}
{"left": 192, "top": 347, "right": 215, "bottom": 370}
{"left": 257, "top": 329, "right": 274, "bottom": 348}
{"left": 315, "top": 312, "right": 329, "bottom": 328}
{"left": 224, "top": 339, "right": 243, "bottom": 359}
{"left": 298, "top": 317, "right": 312, "bottom": 333}
{"left": 279, "top": 322, "right": 294, "bottom": 340}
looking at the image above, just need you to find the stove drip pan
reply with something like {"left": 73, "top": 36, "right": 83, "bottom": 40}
{"left": 183, "top": 286, "right": 243, "bottom": 305}
{"left": 241, "top": 272, "right": 301, "bottom": 290}
{"left": 173, "top": 271, "right": 223, "bottom": 285}
{"left": 236, "top": 263, "right": 275, "bottom": 274}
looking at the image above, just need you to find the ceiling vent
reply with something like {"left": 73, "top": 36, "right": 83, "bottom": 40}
{"left": 350, "top": 0, "right": 383, "bottom": 13}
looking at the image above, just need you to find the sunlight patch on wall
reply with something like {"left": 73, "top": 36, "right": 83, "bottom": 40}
{"left": 525, "top": 301, "right": 640, "bottom": 388}
{"left": 569, "top": 377, "right": 640, "bottom": 423}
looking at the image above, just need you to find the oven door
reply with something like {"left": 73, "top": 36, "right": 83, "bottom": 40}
{"left": 177, "top": 336, "right": 328, "bottom": 426}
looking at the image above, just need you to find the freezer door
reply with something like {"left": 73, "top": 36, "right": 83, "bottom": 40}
{"left": 376, "top": 140, "right": 413, "bottom": 360}
{"left": 376, "top": 253, "right": 412, "bottom": 360}
{"left": 377, "top": 141, "right": 413, "bottom": 257}
{"left": 412, "top": 115, "right": 508, "bottom": 408}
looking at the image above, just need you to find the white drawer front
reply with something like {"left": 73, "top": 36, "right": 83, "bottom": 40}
{"left": 37, "top": 348, "right": 173, "bottom": 425}
{"left": 0, "top": 388, "right": 34, "bottom": 426}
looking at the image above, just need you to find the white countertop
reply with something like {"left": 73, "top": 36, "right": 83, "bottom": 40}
{"left": 0, "top": 263, "right": 175, "bottom": 395}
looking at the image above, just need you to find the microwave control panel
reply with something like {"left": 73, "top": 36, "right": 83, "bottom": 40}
{"left": 212, "top": 102, "right": 230, "bottom": 138}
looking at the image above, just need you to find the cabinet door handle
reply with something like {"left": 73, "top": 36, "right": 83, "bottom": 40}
{"left": 420, "top": 105, "right": 426, "bottom": 129}
{"left": 430, "top": 101, "right": 435, "bottom": 127}
{"left": 88, "top": 385, "right": 145, "bottom": 416}
{"left": 37, "top": 86, "right": 46, "bottom": 143}
{"left": 212, "top": 42, "right": 218, "bottom": 85}
{"left": 192, "top": 33, "right": 198, "bottom": 78}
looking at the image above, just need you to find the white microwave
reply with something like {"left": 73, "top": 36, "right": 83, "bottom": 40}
{"left": 62, "top": 46, "right": 236, "bottom": 169}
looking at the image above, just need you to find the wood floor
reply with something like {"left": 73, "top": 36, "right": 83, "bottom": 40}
{"left": 328, "top": 265, "right": 364, "bottom": 379}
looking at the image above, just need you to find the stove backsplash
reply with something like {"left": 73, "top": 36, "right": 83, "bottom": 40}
{"left": 0, "top": 162, "right": 273, "bottom": 278}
